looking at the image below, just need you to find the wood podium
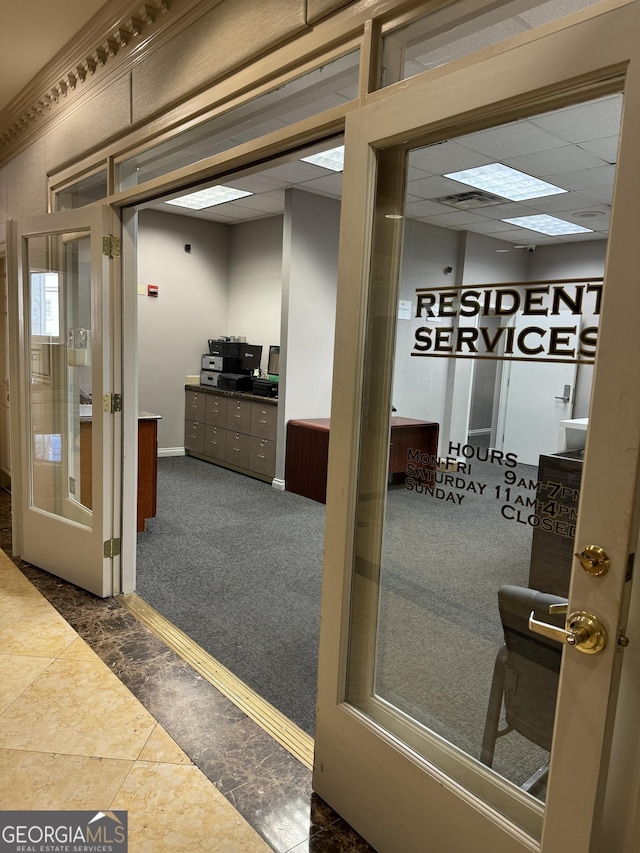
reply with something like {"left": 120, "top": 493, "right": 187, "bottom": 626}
{"left": 80, "top": 412, "right": 161, "bottom": 532}
{"left": 285, "top": 416, "right": 439, "bottom": 503}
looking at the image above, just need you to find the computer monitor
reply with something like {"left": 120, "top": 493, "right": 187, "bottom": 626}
{"left": 238, "top": 343, "right": 262, "bottom": 372}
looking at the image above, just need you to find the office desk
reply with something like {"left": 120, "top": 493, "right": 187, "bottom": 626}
{"left": 80, "top": 412, "right": 161, "bottom": 532}
{"left": 285, "top": 416, "right": 439, "bottom": 503}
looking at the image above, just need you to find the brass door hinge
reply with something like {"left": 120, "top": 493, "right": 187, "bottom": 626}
{"left": 103, "top": 235, "right": 121, "bottom": 257}
{"left": 104, "top": 538, "right": 121, "bottom": 559}
{"left": 103, "top": 393, "right": 122, "bottom": 413}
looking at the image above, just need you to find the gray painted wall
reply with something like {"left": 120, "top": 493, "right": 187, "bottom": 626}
{"left": 137, "top": 208, "right": 285, "bottom": 451}
{"left": 137, "top": 209, "right": 230, "bottom": 449}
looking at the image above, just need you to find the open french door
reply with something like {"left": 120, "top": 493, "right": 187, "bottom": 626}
{"left": 7, "top": 205, "right": 121, "bottom": 597}
{"left": 315, "top": 3, "right": 640, "bottom": 852}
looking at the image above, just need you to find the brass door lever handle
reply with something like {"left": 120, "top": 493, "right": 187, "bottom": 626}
{"left": 529, "top": 609, "right": 607, "bottom": 654}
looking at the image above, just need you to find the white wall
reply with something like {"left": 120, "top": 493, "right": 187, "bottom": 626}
{"left": 137, "top": 209, "right": 229, "bottom": 449}
{"left": 392, "top": 219, "right": 460, "bottom": 433}
{"left": 227, "top": 216, "right": 283, "bottom": 373}
{"left": 281, "top": 188, "right": 340, "bottom": 417}
{"left": 528, "top": 240, "right": 606, "bottom": 418}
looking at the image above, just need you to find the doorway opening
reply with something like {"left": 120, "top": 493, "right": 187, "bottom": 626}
{"left": 130, "top": 91, "right": 621, "bottom": 769}
{"left": 132, "top": 139, "right": 345, "bottom": 744}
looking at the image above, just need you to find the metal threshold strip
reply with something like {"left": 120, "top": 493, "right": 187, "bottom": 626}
{"left": 118, "top": 593, "right": 314, "bottom": 769}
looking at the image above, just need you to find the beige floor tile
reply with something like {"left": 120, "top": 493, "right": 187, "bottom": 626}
{"left": 0, "top": 658, "right": 156, "bottom": 760}
{"left": 111, "top": 761, "right": 272, "bottom": 853}
{"left": 0, "top": 653, "right": 53, "bottom": 713}
{"left": 138, "top": 724, "right": 192, "bottom": 765}
{"left": 59, "top": 636, "right": 101, "bottom": 661}
{"left": 0, "top": 595, "right": 77, "bottom": 656}
{"left": 0, "top": 562, "right": 43, "bottom": 598}
{"left": 0, "top": 748, "right": 134, "bottom": 809}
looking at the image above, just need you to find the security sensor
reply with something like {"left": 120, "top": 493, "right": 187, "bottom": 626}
{"left": 184, "top": 243, "right": 191, "bottom": 253}
{"left": 444, "top": 266, "right": 453, "bottom": 274}
{"left": 527, "top": 245, "right": 536, "bottom": 253}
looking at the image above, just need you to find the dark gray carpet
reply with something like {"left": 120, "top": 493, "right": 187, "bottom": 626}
{"left": 137, "top": 454, "right": 550, "bottom": 792}
{"left": 136, "top": 456, "right": 325, "bottom": 733}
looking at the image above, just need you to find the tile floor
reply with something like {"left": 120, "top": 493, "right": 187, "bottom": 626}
{"left": 0, "top": 493, "right": 375, "bottom": 853}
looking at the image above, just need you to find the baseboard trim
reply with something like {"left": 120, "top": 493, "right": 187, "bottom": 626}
{"left": 118, "top": 593, "right": 314, "bottom": 770}
{"left": 272, "top": 477, "right": 285, "bottom": 490}
{"left": 158, "top": 447, "right": 186, "bottom": 457}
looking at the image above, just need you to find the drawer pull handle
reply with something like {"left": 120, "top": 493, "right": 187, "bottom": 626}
{"left": 259, "top": 419, "right": 268, "bottom": 424}
{"left": 257, "top": 454, "right": 266, "bottom": 459}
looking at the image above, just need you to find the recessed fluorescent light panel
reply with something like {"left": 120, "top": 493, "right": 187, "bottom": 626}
{"left": 444, "top": 163, "right": 567, "bottom": 201}
{"left": 166, "top": 186, "right": 253, "bottom": 210}
{"left": 501, "top": 214, "right": 593, "bottom": 236}
{"left": 300, "top": 145, "right": 345, "bottom": 171}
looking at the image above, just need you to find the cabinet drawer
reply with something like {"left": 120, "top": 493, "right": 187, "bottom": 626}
{"left": 226, "top": 397, "right": 252, "bottom": 434}
{"left": 250, "top": 436, "right": 275, "bottom": 478}
{"left": 225, "top": 431, "right": 251, "bottom": 469}
{"left": 185, "top": 391, "right": 206, "bottom": 422}
{"left": 251, "top": 401, "right": 277, "bottom": 441}
{"left": 204, "top": 425, "right": 227, "bottom": 461}
{"left": 205, "top": 393, "right": 228, "bottom": 427}
{"left": 185, "top": 419, "right": 205, "bottom": 454}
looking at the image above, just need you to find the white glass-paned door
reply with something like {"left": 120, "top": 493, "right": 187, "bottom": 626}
{"left": 9, "top": 206, "right": 118, "bottom": 597}
{"left": 314, "top": 3, "right": 640, "bottom": 852}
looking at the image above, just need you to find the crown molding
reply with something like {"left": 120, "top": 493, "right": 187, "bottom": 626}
{"left": 0, "top": 0, "right": 215, "bottom": 165}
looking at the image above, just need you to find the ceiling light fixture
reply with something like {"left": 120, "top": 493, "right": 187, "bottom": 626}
{"left": 444, "top": 163, "right": 567, "bottom": 201}
{"left": 300, "top": 145, "right": 345, "bottom": 171}
{"left": 166, "top": 186, "right": 253, "bottom": 210}
{"left": 501, "top": 214, "right": 593, "bottom": 236}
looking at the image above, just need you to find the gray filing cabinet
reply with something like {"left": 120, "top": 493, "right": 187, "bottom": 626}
{"left": 185, "top": 385, "right": 278, "bottom": 481}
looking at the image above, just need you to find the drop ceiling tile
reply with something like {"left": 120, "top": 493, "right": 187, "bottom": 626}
{"left": 557, "top": 230, "right": 606, "bottom": 243}
{"left": 260, "top": 159, "right": 330, "bottom": 183}
{"left": 408, "top": 174, "right": 473, "bottom": 198}
{"left": 409, "top": 141, "right": 494, "bottom": 175}
{"left": 405, "top": 198, "right": 454, "bottom": 218}
{"left": 232, "top": 194, "right": 285, "bottom": 214}
{"left": 227, "top": 174, "right": 289, "bottom": 193}
{"left": 490, "top": 227, "right": 552, "bottom": 243}
{"left": 530, "top": 95, "right": 622, "bottom": 143}
{"left": 299, "top": 172, "right": 343, "bottom": 197}
{"left": 579, "top": 136, "right": 619, "bottom": 163}
{"left": 577, "top": 185, "right": 614, "bottom": 205}
{"left": 502, "top": 145, "right": 606, "bottom": 177}
{"left": 457, "top": 120, "right": 568, "bottom": 159}
{"left": 422, "top": 209, "right": 488, "bottom": 227}
{"left": 532, "top": 190, "right": 609, "bottom": 214}
{"left": 461, "top": 219, "right": 519, "bottom": 235}
{"left": 280, "top": 93, "right": 351, "bottom": 124}
{"left": 226, "top": 119, "right": 289, "bottom": 146}
{"left": 517, "top": 0, "right": 603, "bottom": 28}
{"left": 474, "top": 201, "right": 541, "bottom": 221}
{"left": 553, "top": 165, "right": 616, "bottom": 191}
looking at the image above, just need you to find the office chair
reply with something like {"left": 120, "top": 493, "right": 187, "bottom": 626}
{"left": 480, "top": 584, "right": 567, "bottom": 796}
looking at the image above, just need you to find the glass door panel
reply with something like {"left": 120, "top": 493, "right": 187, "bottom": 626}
{"left": 345, "top": 91, "right": 622, "bottom": 839}
{"left": 28, "top": 232, "right": 93, "bottom": 526}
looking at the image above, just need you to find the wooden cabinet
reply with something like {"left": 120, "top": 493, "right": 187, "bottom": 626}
{"left": 185, "top": 385, "right": 277, "bottom": 481}
{"left": 81, "top": 413, "right": 160, "bottom": 532}
{"left": 528, "top": 450, "right": 583, "bottom": 597}
{"left": 285, "top": 416, "right": 439, "bottom": 503}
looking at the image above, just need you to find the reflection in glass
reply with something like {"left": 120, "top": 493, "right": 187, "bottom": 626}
{"left": 117, "top": 51, "right": 359, "bottom": 189}
{"left": 346, "top": 94, "right": 622, "bottom": 837}
{"left": 28, "top": 232, "right": 93, "bottom": 527}
{"left": 381, "top": 0, "right": 605, "bottom": 87}
{"left": 55, "top": 170, "right": 108, "bottom": 210}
